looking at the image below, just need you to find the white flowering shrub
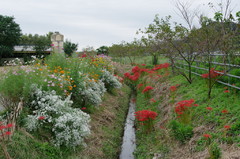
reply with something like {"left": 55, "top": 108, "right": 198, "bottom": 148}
{"left": 101, "top": 69, "right": 122, "bottom": 90}
{"left": 25, "top": 84, "right": 91, "bottom": 147}
{"left": 79, "top": 77, "right": 106, "bottom": 106}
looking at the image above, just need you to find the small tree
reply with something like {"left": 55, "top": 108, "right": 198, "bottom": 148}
{"left": 63, "top": 40, "right": 78, "bottom": 57}
{"left": 0, "top": 15, "right": 21, "bottom": 59}
{"left": 96, "top": 46, "right": 109, "bottom": 55}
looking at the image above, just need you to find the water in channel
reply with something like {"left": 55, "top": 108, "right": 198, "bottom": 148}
{"left": 119, "top": 94, "right": 136, "bottom": 159}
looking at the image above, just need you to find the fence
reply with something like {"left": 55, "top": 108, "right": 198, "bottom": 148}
{"left": 174, "top": 54, "right": 240, "bottom": 90}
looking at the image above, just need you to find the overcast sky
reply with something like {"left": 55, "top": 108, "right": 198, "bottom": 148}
{"left": 1, "top": 0, "right": 240, "bottom": 50}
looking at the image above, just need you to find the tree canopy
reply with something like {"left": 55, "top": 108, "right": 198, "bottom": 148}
{"left": 63, "top": 40, "right": 78, "bottom": 57}
{"left": 0, "top": 15, "right": 21, "bottom": 58}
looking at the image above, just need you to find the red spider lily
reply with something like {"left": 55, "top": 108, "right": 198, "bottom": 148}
{"left": 152, "top": 63, "right": 170, "bottom": 71}
{"left": 137, "top": 83, "right": 144, "bottom": 89}
{"left": 201, "top": 68, "right": 222, "bottom": 79}
{"left": 141, "top": 64, "right": 146, "bottom": 66}
{"left": 142, "top": 86, "right": 154, "bottom": 93}
{"left": 132, "top": 66, "right": 140, "bottom": 73}
{"left": 203, "top": 134, "right": 211, "bottom": 139}
{"left": 135, "top": 110, "right": 158, "bottom": 122}
{"left": 0, "top": 125, "right": 6, "bottom": 130}
{"left": 194, "top": 104, "right": 199, "bottom": 106}
{"left": 81, "top": 107, "right": 87, "bottom": 110}
{"left": 81, "top": 54, "right": 87, "bottom": 58}
{"left": 4, "top": 131, "right": 11, "bottom": 135}
{"left": 206, "top": 107, "right": 213, "bottom": 111}
{"left": 221, "top": 109, "right": 228, "bottom": 114}
{"left": 174, "top": 99, "right": 195, "bottom": 115}
{"left": 38, "top": 116, "right": 45, "bottom": 120}
{"left": 124, "top": 72, "right": 131, "bottom": 78}
{"left": 224, "top": 125, "right": 231, "bottom": 130}
{"left": 224, "top": 90, "right": 230, "bottom": 93}
{"left": 170, "top": 86, "right": 177, "bottom": 92}
{"left": 150, "top": 98, "right": 156, "bottom": 103}
{"left": 6, "top": 124, "right": 13, "bottom": 128}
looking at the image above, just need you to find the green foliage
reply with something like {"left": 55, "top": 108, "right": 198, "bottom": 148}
{"left": 169, "top": 120, "right": 194, "bottom": 144}
{"left": 0, "top": 67, "right": 46, "bottom": 103}
{"left": 0, "top": 15, "right": 21, "bottom": 58}
{"left": 0, "top": 131, "right": 67, "bottom": 159}
{"left": 208, "top": 142, "right": 222, "bottom": 159}
{"left": 45, "top": 52, "right": 67, "bottom": 70}
{"left": 63, "top": 40, "right": 78, "bottom": 57}
{"left": 19, "top": 33, "right": 52, "bottom": 54}
{"left": 96, "top": 46, "right": 109, "bottom": 55}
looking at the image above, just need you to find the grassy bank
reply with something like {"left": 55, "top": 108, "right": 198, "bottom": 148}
{"left": 134, "top": 69, "right": 240, "bottom": 158}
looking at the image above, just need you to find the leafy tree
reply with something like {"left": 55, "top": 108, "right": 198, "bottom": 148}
{"left": 19, "top": 32, "right": 53, "bottom": 54}
{"left": 0, "top": 15, "right": 21, "bottom": 58}
{"left": 63, "top": 40, "right": 78, "bottom": 57}
{"left": 96, "top": 46, "right": 109, "bottom": 55}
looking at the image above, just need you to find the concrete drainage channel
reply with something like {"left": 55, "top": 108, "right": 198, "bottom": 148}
{"left": 119, "top": 94, "right": 136, "bottom": 159}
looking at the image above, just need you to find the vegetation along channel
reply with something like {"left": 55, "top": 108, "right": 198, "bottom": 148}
{"left": 0, "top": 0, "right": 240, "bottom": 158}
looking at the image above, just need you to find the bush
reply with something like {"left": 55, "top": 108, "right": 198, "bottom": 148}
{"left": 25, "top": 85, "right": 91, "bottom": 148}
{"left": 169, "top": 120, "right": 194, "bottom": 144}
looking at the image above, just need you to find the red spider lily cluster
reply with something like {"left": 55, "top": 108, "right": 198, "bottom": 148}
{"left": 0, "top": 122, "right": 13, "bottom": 138}
{"left": 124, "top": 63, "right": 170, "bottom": 82}
{"left": 142, "top": 86, "right": 154, "bottom": 93}
{"left": 174, "top": 99, "right": 196, "bottom": 115}
{"left": 137, "top": 83, "right": 144, "bottom": 89}
{"left": 151, "top": 63, "right": 170, "bottom": 71}
{"left": 201, "top": 68, "right": 222, "bottom": 79}
{"left": 203, "top": 134, "right": 211, "bottom": 139}
{"left": 170, "top": 85, "right": 177, "bottom": 92}
{"left": 135, "top": 110, "right": 158, "bottom": 122}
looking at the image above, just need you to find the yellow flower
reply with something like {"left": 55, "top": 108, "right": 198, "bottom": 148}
{"left": 68, "top": 86, "right": 73, "bottom": 90}
{"left": 60, "top": 70, "right": 65, "bottom": 74}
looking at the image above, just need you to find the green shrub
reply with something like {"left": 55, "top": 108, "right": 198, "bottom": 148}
{"left": 169, "top": 120, "right": 194, "bottom": 144}
{"left": 209, "top": 142, "right": 222, "bottom": 159}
